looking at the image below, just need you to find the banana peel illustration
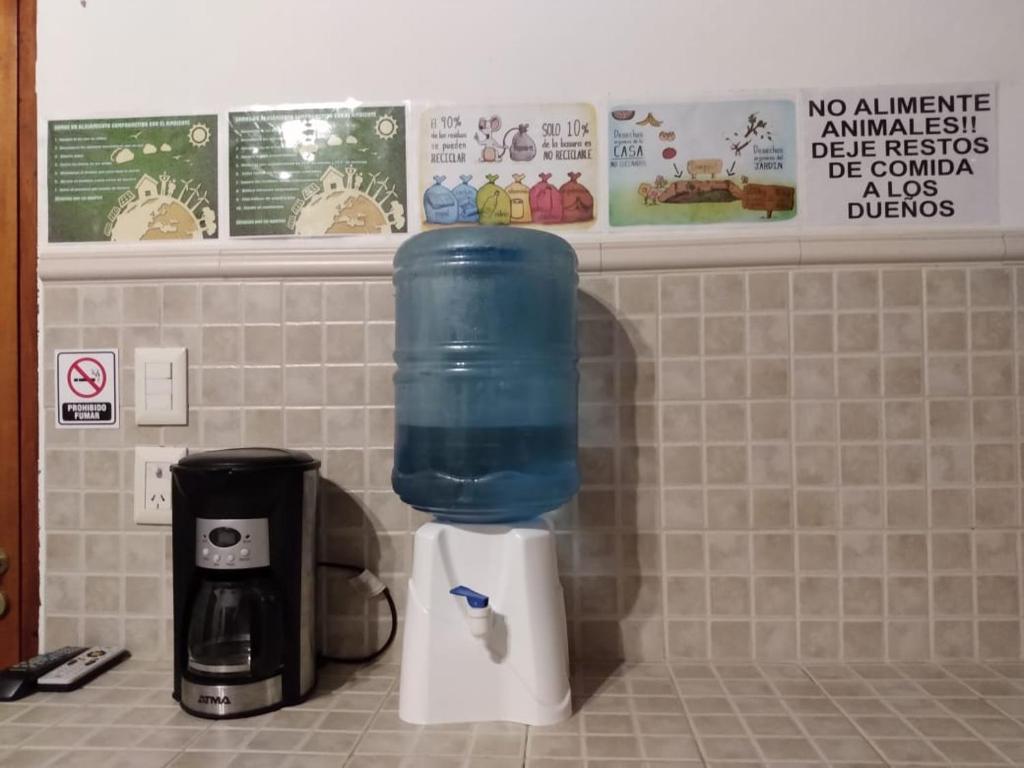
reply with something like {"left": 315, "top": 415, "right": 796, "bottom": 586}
{"left": 636, "top": 112, "right": 663, "bottom": 127}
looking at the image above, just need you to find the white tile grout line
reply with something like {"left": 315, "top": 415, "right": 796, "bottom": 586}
{"left": 908, "top": 663, "right": 1015, "bottom": 764}
{"left": 797, "top": 663, "right": 905, "bottom": 767}
{"left": 663, "top": 663, "right": 712, "bottom": 768}
{"left": 867, "top": 268, "right": 886, "bottom": 664}
{"left": 709, "top": 664, "right": 778, "bottom": 765}
{"left": 613, "top": 274, "right": 632, "bottom": 664}
{"left": 828, "top": 271, "right": 842, "bottom": 662}
{"left": 9, "top": 662, "right": 1024, "bottom": 767}
{"left": 786, "top": 269, "right": 802, "bottom": 663}
{"left": 777, "top": 664, "right": 891, "bottom": 767}
{"left": 341, "top": 673, "right": 403, "bottom": 766}
{"left": 157, "top": 715, "right": 218, "bottom": 767}
{"left": 925, "top": 673, "right": 1022, "bottom": 766}
{"left": 360, "top": 280, "right": 373, "bottom": 653}
{"left": 1011, "top": 265, "right": 1024, "bottom": 663}
{"left": 806, "top": 661, "right": 1024, "bottom": 767}
{"left": 919, "top": 265, "right": 936, "bottom": 664}
{"left": 964, "top": 265, "right": 982, "bottom": 669}
{"left": 741, "top": 663, "right": 843, "bottom": 765}
{"left": 697, "top": 274, "right": 711, "bottom": 662}
{"left": 520, "top": 713, "right": 535, "bottom": 768}
{"left": 655, "top": 273, "right": 671, "bottom": 668}
{"left": 743, "top": 273, "right": 755, "bottom": 661}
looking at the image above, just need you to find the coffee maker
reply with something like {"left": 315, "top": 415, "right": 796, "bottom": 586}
{"left": 171, "top": 448, "right": 320, "bottom": 718}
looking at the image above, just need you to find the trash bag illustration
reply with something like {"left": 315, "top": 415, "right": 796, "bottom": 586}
{"left": 505, "top": 124, "right": 536, "bottom": 162}
{"left": 451, "top": 175, "right": 480, "bottom": 223}
{"left": 476, "top": 174, "right": 512, "bottom": 225}
{"left": 506, "top": 174, "right": 532, "bottom": 224}
{"left": 529, "top": 172, "right": 563, "bottom": 224}
{"left": 559, "top": 172, "right": 594, "bottom": 223}
{"left": 423, "top": 176, "right": 458, "bottom": 225}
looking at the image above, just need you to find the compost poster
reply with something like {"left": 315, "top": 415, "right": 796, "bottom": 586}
{"left": 801, "top": 83, "right": 998, "bottom": 225}
{"left": 229, "top": 105, "right": 408, "bottom": 237}
{"left": 419, "top": 103, "right": 598, "bottom": 229}
{"left": 47, "top": 115, "right": 219, "bottom": 243}
{"left": 608, "top": 99, "right": 797, "bottom": 226}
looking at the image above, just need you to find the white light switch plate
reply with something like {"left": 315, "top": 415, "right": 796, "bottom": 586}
{"left": 134, "top": 446, "right": 187, "bottom": 525}
{"left": 134, "top": 347, "right": 187, "bottom": 426}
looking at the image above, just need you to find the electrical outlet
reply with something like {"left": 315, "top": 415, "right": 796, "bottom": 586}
{"left": 144, "top": 462, "right": 171, "bottom": 511}
{"left": 134, "top": 446, "right": 186, "bottom": 525}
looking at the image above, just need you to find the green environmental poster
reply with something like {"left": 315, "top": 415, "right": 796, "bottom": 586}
{"left": 609, "top": 99, "right": 797, "bottom": 226}
{"left": 229, "top": 105, "right": 408, "bottom": 237}
{"left": 47, "top": 115, "right": 218, "bottom": 243}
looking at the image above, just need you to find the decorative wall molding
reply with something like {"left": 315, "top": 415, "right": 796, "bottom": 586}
{"left": 38, "top": 228, "right": 1024, "bottom": 282}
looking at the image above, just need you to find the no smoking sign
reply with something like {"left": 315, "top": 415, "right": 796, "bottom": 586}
{"left": 56, "top": 349, "right": 119, "bottom": 427}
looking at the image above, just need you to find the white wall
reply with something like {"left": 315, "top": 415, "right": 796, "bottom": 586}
{"left": 38, "top": 0, "right": 1024, "bottom": 227}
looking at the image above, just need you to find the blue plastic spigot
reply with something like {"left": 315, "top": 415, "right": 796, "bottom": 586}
{"left": 449, "top": 585, "right": 489, "bottom": 609}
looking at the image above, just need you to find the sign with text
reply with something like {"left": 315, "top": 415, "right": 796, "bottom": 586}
{"left": 55, "top": 349, "right": 119, "bottom": 428}
{"left": 229, "top": 105, "right": 408, "bottom": 237}
{"left": 48, "top": 116, "right": 218, "bottom": 243}
{"left": 609, "top": 99, "right": 798, "bottom": 226}
{"left": 801, "top": 84, "right": 997, "bottom": 225}
{"left": 419, "top": 103, "right": 598, "bottom": 229}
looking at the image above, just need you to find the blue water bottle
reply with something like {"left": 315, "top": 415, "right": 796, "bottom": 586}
{"left": 391, "top": 227, "right": 580, "bottom": 523}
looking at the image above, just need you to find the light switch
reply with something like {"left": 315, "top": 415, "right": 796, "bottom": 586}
{"left": 147, "top": 393, "right": 173, "bottom": 411}
{"left": 146, "top": 378, "right": 173, "bottom": 395}
{"left": 145, "top": 361, "right": 172, "bottom": 379}
{"left": 134, "top": 347, "right": 188, "bottom": 425}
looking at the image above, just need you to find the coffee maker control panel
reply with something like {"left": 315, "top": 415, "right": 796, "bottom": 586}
{"left": 195, "top": 518, "right": 270, "bottom": 569}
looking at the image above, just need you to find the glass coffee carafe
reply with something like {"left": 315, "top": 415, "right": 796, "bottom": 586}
{"left": 186, "top": 575, "right": 284, "bottom": 680}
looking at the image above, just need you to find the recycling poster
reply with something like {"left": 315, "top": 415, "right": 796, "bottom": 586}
{"left": 228, "top": 105, "right": 408, "bottom": 237}
{"left": 44, "top": 84, "right": 1002, "bottom": 243}
{"left": 47, "top": 115, "right": 218, "bottom": 243}
{"left": 419, "top": 103, "right": 598, "bottom": 229}
{"left": 608, "top": 100, "right": 798, "bottom": 226}
{"left": 801, "top": 83, "right": 997, "bottom": 225}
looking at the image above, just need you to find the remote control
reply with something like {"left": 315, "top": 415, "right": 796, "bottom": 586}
{"left": 0, "top": 646, "right": 88, "bottom": 701}
{"left": 36, "top": 646, "right": 130, "bottom": 692}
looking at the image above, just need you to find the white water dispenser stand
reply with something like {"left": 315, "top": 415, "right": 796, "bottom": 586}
{"left": 399, "top": 517, "right": 572, "bottom": 725}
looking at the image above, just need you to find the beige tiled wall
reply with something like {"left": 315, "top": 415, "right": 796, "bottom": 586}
{"left": 39, "top": 263, "right": 1024, "bottom": 662}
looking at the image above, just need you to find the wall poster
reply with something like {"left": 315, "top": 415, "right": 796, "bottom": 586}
{"left": 419, "top": 103, "right": 598, "bottom": 229}
{"left": 229, "top": 104, "right": 408, "bottom": 237}
{"left": 608, "top": 99, "right": 798, "bottom": 226}
{"left": 47, "top": 115, "right": 218, "bottom": 243}
{"left": 801, "top": 83, "right": 997, "bottom": 225}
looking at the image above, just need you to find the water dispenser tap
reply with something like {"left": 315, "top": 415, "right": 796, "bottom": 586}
{"left": 450, "top": 585, "right": 491, "bottom": 637}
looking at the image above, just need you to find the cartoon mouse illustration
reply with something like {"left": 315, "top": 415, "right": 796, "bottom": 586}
{"left": 475, "top": 115, "right": 503, "bottom": 162}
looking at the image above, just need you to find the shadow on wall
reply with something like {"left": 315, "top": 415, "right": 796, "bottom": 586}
{"left": 561, "top": 286, "right": 644, "bottom": 710}
{"left": 317, "top": 478, "right": 395, "bottom": 664}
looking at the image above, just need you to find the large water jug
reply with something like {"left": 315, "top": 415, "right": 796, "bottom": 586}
{"left": 392, "top": 227, "right": 579, "bottom": 523}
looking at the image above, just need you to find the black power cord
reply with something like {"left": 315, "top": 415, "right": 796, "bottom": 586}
{"left": 316, "top": 562, "right": 398, "bottom": 665}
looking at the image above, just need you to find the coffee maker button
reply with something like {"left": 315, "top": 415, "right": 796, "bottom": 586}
{"left": 226, "top": 554, "right": 235, "bottom": 563}
{"left": 240, "top": 548, "right": 250, "bottom": 558}
{"left": 213, "top": 554, "right": 221, "bottom": 563}
{"left": 201, "top": 547, "right": 210, "bottom": 558}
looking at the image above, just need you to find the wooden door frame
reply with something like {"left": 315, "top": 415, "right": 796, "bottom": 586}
{"left": 0, "top": 0, "right": 38, "bottom": 663}
{"left": 18, "top": 0, "right": 38, "bottom": 660}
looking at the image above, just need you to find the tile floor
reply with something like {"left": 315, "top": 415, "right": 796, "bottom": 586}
{"left": 3, "top": 659, "right": 1024, "bottom": 766}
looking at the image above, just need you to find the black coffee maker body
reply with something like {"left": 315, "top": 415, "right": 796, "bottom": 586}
{"left": 171, "top": 448, "right": 319, "bottom": 718}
